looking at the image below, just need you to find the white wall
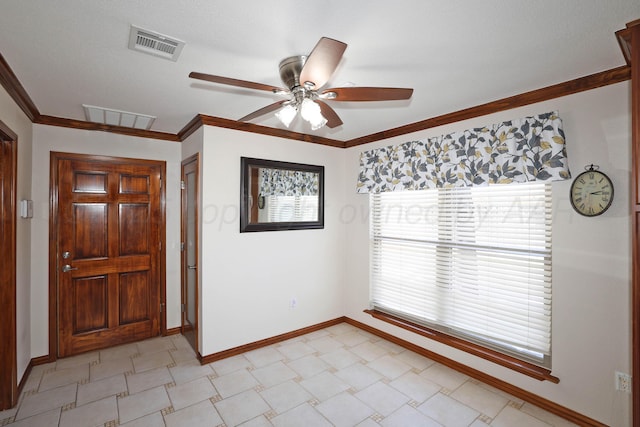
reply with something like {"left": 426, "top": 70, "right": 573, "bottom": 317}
{"left": 30, "top": 125, "right": 183, "bottom": 358}
{"left": 0, "top": 86, "right": 33, "bottom": 382}
{"left": 197, "top": 126, "right": 347, "bottom": 356}
{"left": 343, "top": 82, "right": 632, "bottom": 426}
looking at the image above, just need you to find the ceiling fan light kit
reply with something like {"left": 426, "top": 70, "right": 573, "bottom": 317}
{"left": 189, "top": 37, "right": 413, "bottom": 131}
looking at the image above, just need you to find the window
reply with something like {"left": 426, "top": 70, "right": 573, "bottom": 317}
{"left": 370, "top": 182, "right": 552, "bottom": 367}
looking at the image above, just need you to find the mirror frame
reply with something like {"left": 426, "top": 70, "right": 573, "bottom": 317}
{"left": 240, "top": 157, "right": 325, "bottom": 232}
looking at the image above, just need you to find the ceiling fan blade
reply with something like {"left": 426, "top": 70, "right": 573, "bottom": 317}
{"left": 323, "top": 87, "right": 413, "bottom": 101}
{"left": 189, "top": 72, "right": 285, "bottom": 93}
{"left": 238, "top": 100, "right": 288, "bottom": 122}
{"left": 299, "top": 37, "right": 347, "bottom": 90}
{"left": 315, "top": 100, "right": 343, "bottom": 128}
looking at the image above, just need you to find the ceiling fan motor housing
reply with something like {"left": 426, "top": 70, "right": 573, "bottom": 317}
{"left": 279, "top": 55, "right": 307, "bottom": 90}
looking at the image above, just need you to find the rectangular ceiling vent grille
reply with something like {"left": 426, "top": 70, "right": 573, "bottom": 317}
{"left": 83, "top": 104, "right": 156, "bottom": 130}
{"left": 128, "top": 25, "right": 185, "bottom": 61}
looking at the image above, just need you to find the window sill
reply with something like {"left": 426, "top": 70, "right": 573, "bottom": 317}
{"left": 364, "top": 309, "right": 559, "bottom": 383}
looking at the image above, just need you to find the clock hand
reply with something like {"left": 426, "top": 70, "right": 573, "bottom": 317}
{"left": 590, "top": 191, "right": 603, "bottom": 195}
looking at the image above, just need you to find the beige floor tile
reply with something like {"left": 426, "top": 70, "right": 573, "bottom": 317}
{"left": 126, "top": 366, "right": 173, "bottom": 394}
{"left": 132, "top": 350, "right": 173, "bottom": 373}
{"left": 259, "top": 380, "right": 312, "bottom": 414}
{"left": 333, "top": 331, "right": 371, "bottom": 347}
{"left": 389, "top": 372, "right": 441, "bottom": 403}
{"left": 208, "top": 354, "right": 253, "bottom": 376}
{"left": 320, "top": 348, "right": 362, "bottom": 370}
{"left": 90, "top": 357, "right": 134, "bottom": 382}
{"left": 118, "top": 411, "right": 164, "bottom": 427}
{"left": 244, "top": 347, "right": 285, "bottom": 368}
{"left": 315, "top": 392, "right": 375, "bottom": 427}
{"left": 76, "top": 374, "right": 127, "bottom": 406}
{"left": 307, "top": 335, "right": 345, "bottom": 354}
{"left": 492, "top": 405, "right": 552, "bottom": 427}
{"left": 239, "top": 414, "right": 274, "bottom": 426}
{"left": 214, "top": 389, "right": 271, "bottom": 427}
{"left": 250, "top": 361, "right": 298, "bottom": 388}
{"left": 8, "top": 408, "right": 61, "bottom": 427}
{"left": 169, "top": 347, "right": 197, "bottom": 364}
{"left": 420, "top": 363, "right": 469, "bottom": 391}
{"left": 164, "top": 399, "right": 223, "bottom": 427}
{"left": 286, "top": 354, "right": 329, "bottom": 379}
{"left": 16, "top": 383, "right": 77, "bottom": 420}
{"left": 99, "top": 343, "right": 138, "bottom": 362}
{"left": 520, "top": 403, "right": 580, "bottom": 426}
{"left": 55, "top": 352, "right": 99, "bottom": 370}
{"left": 349, "top": 341, "right": 390, "bottom": 362}
{"left": 58, "top": 395, "right": 117, "bottom": 427}
{"left": 450, "top": 380, "right": 509, "bottom": 418}
{"left": 271, "top": 403, "right": 332, "bottom": 427}
{"left": 335, "top": 363, "right": 383, "bottom": 391}
{"left": 136, "top": 337, "right": 176, "bottom": 355}
{"left": 417, "top": 393, "right": 480, "bottom": 426}
{"left": 212, "top": 368, "right": 259, "bottom": 398}
{"left": 380, "top": 405, "right": 441, "bottom": 427}
{"left": 326, "top": 323, "right": 359, "bottom": 335}
{"left": 299, "top": 371, "right": 351, "bottom": 402}
{"left": 117, "top": 386, "right": 171, "bottom": 424}
{"left": 39, "top": 365, "right": 89, "bottom": 392}
{"left": 167, "top": 377, "right": 217, "bottom": 411}
{"left": 355, "top": 382, "right": 410, "bottom": 416}
{"left": 168, "top": 360, "right": 213, "bottom": 385}
{"left": 367, "top": 355, "right": 412, "bottom": 380}
{"left": 277, "top": 341, "right": 316, "bottom": 360}
{"left": 394, "top": 350, "right": 435, "bottom": 371}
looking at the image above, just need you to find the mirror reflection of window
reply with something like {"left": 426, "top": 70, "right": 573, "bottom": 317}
{"left": 257, "top": 167, "right": 319, "bottom": 223}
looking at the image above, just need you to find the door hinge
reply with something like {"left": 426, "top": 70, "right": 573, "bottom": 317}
{"left": 180, "top": 180, "right": 185, "bottom": 190}
{"left": 159, "top": 177, "right": 162, "bottom": 189}
{"left": 180, "top": 242, "right": 184, "bottom": 252}
{"left": 181, "top": 303, "right": 185, "bottom": 313}
{"left": 160, "top": 302, "right": 165, "bottom": 313}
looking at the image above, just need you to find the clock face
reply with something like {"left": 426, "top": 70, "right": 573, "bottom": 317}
{"left": 570, "top": 170, "right": 614, "bottom": 217}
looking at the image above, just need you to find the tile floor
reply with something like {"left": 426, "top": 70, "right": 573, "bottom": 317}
{"left": 0, "top": 323, "right": 578, "bottom": 427}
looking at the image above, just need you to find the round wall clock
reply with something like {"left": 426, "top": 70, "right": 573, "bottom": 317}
{"left": 569, "top": 164, "right": 614, "bottom": 217}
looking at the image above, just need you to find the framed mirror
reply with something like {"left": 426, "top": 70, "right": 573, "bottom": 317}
{"left": 240, "top": 157, "right": 324, "bottom": 232}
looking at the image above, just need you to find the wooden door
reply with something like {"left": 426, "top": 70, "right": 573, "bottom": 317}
{"left": 53, "top": 153, "right": 164, "bottom": 357}
{"left": 181, "top": 154, "right": 198, "bottom": 353}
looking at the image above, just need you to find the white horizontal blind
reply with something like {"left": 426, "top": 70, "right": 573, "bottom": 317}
{"left": 370, "top": 183, "right": 552, "bottom": 365}
{"left": 267, "top": 195, "right": 318, "bottom": 222}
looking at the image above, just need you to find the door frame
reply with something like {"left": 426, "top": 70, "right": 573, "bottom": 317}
{"left": 48, "top": 152, "right": 167, "bottom": 359}
{"left": 181, "top": 153, "right": 199, "bottom": 354}
{"left": 0, "top": 119, "right": 17, "bottom": 410}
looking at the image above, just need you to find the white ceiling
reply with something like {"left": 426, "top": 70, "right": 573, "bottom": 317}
{"left": 0, "top": 1, "right": 637, "bottom": 141}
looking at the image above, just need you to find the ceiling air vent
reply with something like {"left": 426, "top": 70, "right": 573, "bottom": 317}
{"left": 128, "top": 25, "right": 185, "bottom": 61}
{"left": 83, "top": 105, "right": 156, "bottom": 130}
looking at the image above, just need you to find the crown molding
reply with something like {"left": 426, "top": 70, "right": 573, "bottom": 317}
{"left": 344, "top": 65, "right": 631, "bottom": 148}
{"left": 0, "top": 53, "right": 40, "bottom": 122}
{"left": 186, "top": 114, "right": 346, "bottom": 148}
{"left": 35, "top": 115, "right": 180, "bottom": 142}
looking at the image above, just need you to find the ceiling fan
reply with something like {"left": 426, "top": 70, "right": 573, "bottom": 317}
{"left": 189, "top": 37, "right": 414, "bottom": 130}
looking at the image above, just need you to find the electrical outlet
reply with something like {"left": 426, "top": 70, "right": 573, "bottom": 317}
{"left": 615, "top": 371, "right": 632, "bottom": 393}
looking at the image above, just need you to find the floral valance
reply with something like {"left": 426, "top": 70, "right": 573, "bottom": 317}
{"left": 357, "top": 111, "right": 570, "bottom": 193}
{"left": 260, "top": 168, "right": 319, "bottom": 196}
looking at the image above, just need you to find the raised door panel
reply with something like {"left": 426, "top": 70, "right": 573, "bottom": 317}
{"left": 119, "top": 271, "right": 150, "bottom": 324}
{"left": 72, "top": 276, "right": 108, "bottom": 333}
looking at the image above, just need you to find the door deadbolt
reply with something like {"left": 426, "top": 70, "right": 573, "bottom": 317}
{"left": 62, "top": 251, "right": 71, "bottom": 259}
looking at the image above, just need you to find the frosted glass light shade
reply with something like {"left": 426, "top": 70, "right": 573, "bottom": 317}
{"left": 275, "top": 104, "right": 297, "bottom": 127}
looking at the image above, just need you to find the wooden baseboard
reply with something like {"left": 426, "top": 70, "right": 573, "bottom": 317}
{"left": 343, "top": 317, "right": 607, "bottom": 427}
{"left": 165, "top": 327, "right": 181, "bottom": 336}
{"left": 199, "top": 317, "right": 347, "bottom": 365}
